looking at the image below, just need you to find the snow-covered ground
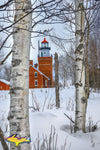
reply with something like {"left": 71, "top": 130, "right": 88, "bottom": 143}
{"left": 0, "top": 86, "right": 100, "bottom": 150}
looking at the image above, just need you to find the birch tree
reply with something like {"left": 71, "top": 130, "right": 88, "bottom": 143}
{"left": 0, "top": 39, "right": 4, "bottom": 79}
{"left": 54, "top": 53, "right": 60, "bottom": 108}
{"left": 74, "top": 0, "right": 87, "bottom": 132}
{"left": 9, "top": 0, "right": 32, "bottom": 150}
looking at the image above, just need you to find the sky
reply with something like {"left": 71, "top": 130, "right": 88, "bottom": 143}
{"left": 0, "top": 0, "right": 75, "bottom": 65}
{"left": 3, "top": 22, "right": 75, "bottom": 65}
{"left": 30, "top": 23, "right": 75, "bottom": 64}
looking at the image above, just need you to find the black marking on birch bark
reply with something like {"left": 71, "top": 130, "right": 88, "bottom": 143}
{"left": 75, "top": 82, "right": 82, "bottom": 88}
{"left": 16, "top": 117, "right": 23, "bottom": 119}
{"left": 7, "top": 111, "right": 14, "bottom": 120}
{"left": 77, "top": 116, "right": 85, "bottom": 119}
{"left": 11, "top": 122, "right": 21, "bottom": 132}
{"left": 14, "top": 14, "right": 17, "bottom": 21}
{"left": 75, "top": 30, "right": 83, "bottom": 36}
{"left": 12, "top": 59, "right": 22, "bottom": 67}
{"left": 13, "top": 72, "right": 23, "bottom": 77}
{"left": 75, "top": 44, "right": 84, "bottom": 54}
{"left": 80, "top": 36, "right": 84, "bottom": 42}
{"left": 74, "top": 125, "right": 79, "bottom": 131}
{"left": 81, "top": 97, "right": 86, "bottom": 103}
{"left": 10, "top": 88, "right": 16, "bottom": 94}
{"left": 76, "top": 58, "right": 83, "bottom": 62}
{"left": 16, "top": 72, "right": 23, "bottom": 76}
{"left": 78, "top": 3, "right": 84, "bottom": 10}
{"left": 76, "top": 68, "right": 81, "bottom": 71}
{"left": 13, "top": 27, "right": 20, "bottom": 34}
{"left": 16, "top": 123, "right": 21, "bottom": 132}
{"left": 14, "top": 87, "right": 24, "bottom": 90}
{"left": 10, "top": 87, "right": 23, "bottom": 94}
{"left": 22, "top": 2, "right": 31, "bottom": 13}
{"left": 75, "top": 111, "right": 80, "bottom": 114}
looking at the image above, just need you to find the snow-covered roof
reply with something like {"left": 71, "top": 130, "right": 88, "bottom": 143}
{"left": 30, "top": 65, "right": 50, "bottom": 80}
{"left": 0, "top": 79, "right": 10, "bottom": 85}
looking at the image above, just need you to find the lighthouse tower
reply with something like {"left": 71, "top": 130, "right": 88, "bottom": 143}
{"left": 38, "top": 38, "right": 53, "bottom": 86}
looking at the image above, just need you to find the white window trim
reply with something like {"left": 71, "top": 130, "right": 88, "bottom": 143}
{"left": 35, "top": 80, "right": 38, "bottom": 86}
{"left": 34, "top": 72, "right": 38, "bottom": 77}
{"left": 45, "top": 80, "right": 47, "bottom": 86}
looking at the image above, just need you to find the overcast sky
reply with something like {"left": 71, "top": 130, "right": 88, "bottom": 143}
{"left": 0, "top": 0, "right": 75, "bottom": 65}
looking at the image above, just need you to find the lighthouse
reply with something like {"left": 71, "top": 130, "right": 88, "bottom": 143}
{"left": 38, "top": 38, "right": 51, "bottom": 57}
{"left": 38, "top": 38, "right": 53, "bottom": 86}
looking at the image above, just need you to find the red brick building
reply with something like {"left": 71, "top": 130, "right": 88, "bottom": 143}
{"left": 0, "top": 38, "right": 53, "bottom": 90}
{"left": 0, "top": 79, "right": 10, "bottom": 90}
{"left": 29, "top": 38, "right": 53, "bottom": 88}
{"left": 29, "top": 60, "right": 50, "bottom": 88}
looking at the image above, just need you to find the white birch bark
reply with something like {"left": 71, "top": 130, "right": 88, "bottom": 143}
{"left": 9, "top": 0, "right": 32, "bottom": 149}
{"left": 74, "top": 0, "right": 86, "bottom": 132}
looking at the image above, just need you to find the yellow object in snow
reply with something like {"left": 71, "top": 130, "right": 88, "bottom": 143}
{"left": 5, "top": 134, "right": 30, "bottom": 146}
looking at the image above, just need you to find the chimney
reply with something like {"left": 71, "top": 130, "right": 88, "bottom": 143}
{"left": 30, "top": 60, "right": 33, "bottom": 66}
{"left": 34, "top": 63, "right": 38, "bottom": 68}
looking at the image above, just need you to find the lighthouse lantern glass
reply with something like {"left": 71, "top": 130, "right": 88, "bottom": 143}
{"left": 42, "top": 43, "right": 48, "bottom": 48}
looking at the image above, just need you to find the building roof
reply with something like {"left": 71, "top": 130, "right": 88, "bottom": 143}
{"left": 29, "top": 65, "right": 50, "bottom": 80}
{"left": 42, "top": 38, "right": 48, "bottom": 43}
{"left": 0, "top": 79, "right": 10, "bottom": 85}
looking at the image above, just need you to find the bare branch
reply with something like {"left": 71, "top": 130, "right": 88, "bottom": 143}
{"left": 0, "top": 33, "right": 12, "bottom": 51}
{"left": 0, "top": 50, "right": 12, "bottom": 65}
{"left": 0, "top": 0, "right": 13, "bottom": 9}
{"left": 0, "top": 128, "right": 9, "bottom": 150}
{"left": 64, "top": 113, "right": 75, "bottom": 124}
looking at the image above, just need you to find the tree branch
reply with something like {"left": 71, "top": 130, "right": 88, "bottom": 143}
{"left": 64, "top": 113, "right": 75, "bottom": 124}
{"left": 0, "top": 50, "right": 12, "bottom": 65}
{"left": 0, "top": 0, "right": 59, "bottom": 32}
{"left": 0, "top": 0, "right": 13, "bottom": 9}
{"left": 0, "top": 128, "right": 9, "bottom": 150}
{"left": 0, "top": 33, "right": 12, "bottom": 51}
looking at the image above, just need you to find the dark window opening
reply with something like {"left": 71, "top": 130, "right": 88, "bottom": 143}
{"left": 35, "top": 80, "right": 38, "bottom": 86}
{"left": 34, "top": 72, "right": 38, "bottom": 77}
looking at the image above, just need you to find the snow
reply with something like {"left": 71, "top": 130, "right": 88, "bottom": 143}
{"left": 0, "top": 87, "right": 100, "bottom": 150}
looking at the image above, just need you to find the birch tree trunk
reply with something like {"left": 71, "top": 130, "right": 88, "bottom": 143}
{"left": 54, "top": 53, "right": 60, "bottom": 108}
{"left": 9, "top": 0, "right": 32, "bottom": 150}
{"left": 85, "top": 20, "right": 89, "bottom": 100}
{"left": 74, "top": 0, "right": 87, "bottom": 132}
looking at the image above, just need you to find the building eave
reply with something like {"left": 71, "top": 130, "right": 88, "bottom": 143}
{"left": 29, "top": 65, "right": 50, "bottom": 80}
{"left": 0, "top": 79, "right": 10, "bottom": 85}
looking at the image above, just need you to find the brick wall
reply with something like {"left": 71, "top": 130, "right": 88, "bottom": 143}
{"left": 29, "top": 66, "right": 49, "bottom": 88}
{"left": 0, "top": 81, "right": 9, "bottom": 90}
{"left": 38, "top": 57, "right": 53, "bottom": 85}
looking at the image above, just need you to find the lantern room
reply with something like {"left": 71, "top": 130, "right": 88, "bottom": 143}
{"left": 38, "top": 38, "right": 51, "bottom": 57}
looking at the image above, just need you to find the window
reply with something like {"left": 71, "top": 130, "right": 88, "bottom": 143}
{"left": 45, "top": 43, "right": 48, "bottom": 47}
{"left": 41, "top": 52, "right": 43, "bottom": 57}
{"left": 42, "top": 43, "right": 48, "bottom": 47}
{"left": 44, "top": 52, "right": 47, "bottom": 56}
{"left": 45, "top": 80, "right": 47, "bottom": 86}
{"left": 34, "top": 72, "right": 37, "bottom": 77}
{"left": 35, "top": 80, "right": 38, "bottom": 86}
